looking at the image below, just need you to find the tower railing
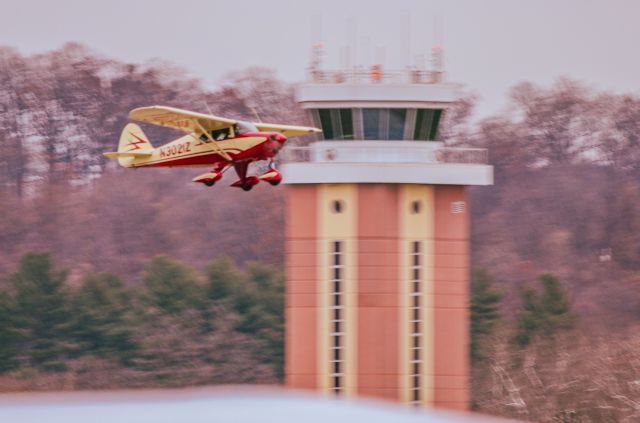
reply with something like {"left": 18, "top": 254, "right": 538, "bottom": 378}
{"left": 307, "top": 68, "right": 445, "bottom": 85}
{"left": 280, "top": 142, "right": 488, "bottom": 165}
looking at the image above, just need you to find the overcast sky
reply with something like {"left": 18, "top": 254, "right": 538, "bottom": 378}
{"left": 1, "top": 0, "right": 639, "bottom": 118}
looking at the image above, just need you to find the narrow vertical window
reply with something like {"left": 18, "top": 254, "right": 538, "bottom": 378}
{"left": 362, "top": 108, "right": 380, "bottom": 140}
{"left": 319, "top": 109, "right": 334, "bottom": 140}
{"left": 414, "top": 109, "right": 441, "bottom": 141}
{"left": 339, "top": 109, "right": 354, "bottom": 140}
{"left": 429, "top": 109, "right": 442, "bottom": 140}
{"left": 330, "top": 240, "right": 344, "bottom": 394}
{"left": 388, "top": 109, "right": 407, "bottom": 140}
{"left": 410, "top": 241, "right": 422, "bottom": 405}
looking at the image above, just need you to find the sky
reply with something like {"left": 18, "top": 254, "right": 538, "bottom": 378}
{"left": 1, "top": 0, "right": 639, "bottom": 118}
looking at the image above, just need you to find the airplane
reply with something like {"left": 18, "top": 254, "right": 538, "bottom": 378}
{"left": 103, "top": 106, "right": 320, "bottom": 191}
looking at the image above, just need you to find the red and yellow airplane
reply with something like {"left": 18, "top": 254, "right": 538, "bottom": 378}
{"left": 104, "top": 106, "right": 320, "bottom": 191}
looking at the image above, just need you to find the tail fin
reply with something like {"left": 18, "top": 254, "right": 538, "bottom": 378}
{"left": 103, "top": 123, "right": 154, "bottom": 167}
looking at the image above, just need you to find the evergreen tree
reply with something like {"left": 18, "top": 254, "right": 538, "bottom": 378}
{"left": 539, "top": 274, "right": 573, "bottom": 329}
{"left": 470, "top": 270, "right": 504, "bottom": 360}
{"left": 232, "top": 262, "right": 283, "bottom": 333}
{"left": 513, "top": 287, "right": 541, "bottom": 346}
{"left": 0, "top": 291, "right": 20, "bottom": 371}
{"left": 142, "top": 256, "right": 203, "bottom": 314}
{"left": 238, "top": 262, "right": 285, "bottom": 378}
{"left": 10, "top": 252, "right": 71, "bottom": 370}
{"left": 514, "top": 273, "right": 574, "bottom": 346}
{"left": 206, "top": 256, "right": 240, "bottom": 301}
{"left": 71, "top": 273, "right": 137, "bottom": 362}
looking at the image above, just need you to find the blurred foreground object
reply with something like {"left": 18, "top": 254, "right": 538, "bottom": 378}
{"left": 0, "top": 387, "right": 516, "bottom": 423}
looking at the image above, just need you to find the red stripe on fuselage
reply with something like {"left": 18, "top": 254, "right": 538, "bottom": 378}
{"left": 135, "top": 132, "right": 283, "bottom": 168}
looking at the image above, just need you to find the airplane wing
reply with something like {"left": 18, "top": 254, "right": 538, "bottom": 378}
{"left": 254, "top": 123, "right": 321, "bottom": 137}
{"left": 129, "top": 106, "right": 237, "bottom": 133}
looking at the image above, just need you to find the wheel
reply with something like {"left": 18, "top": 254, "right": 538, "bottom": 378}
{"left": 268, "top": 179, "right": 281, "bottom": 186}
{"left": 204, "top": 180, "right": 215, "bottom": 187}
{"left": 241, "top": 183, "right": 253, "bottom": 191}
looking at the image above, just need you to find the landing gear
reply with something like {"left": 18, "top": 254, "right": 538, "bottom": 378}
{"left": 194, "top": 160, "right": 282, "bottom": 192}
{"left": 232, "top": 175, "right": 259, "bottom": 191}
{"left": 192, "top": 164, "right": 227, "bottom": 187}
{"left": 230, "top": 160, "right": 281, "bottom": 191}
{"left": 258, "top": 160, "right": 282, "bottom": 186}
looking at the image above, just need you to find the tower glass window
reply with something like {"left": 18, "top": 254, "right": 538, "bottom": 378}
{"left": 318, "top": 109, "right": 334, "bottom": 140}
{"left": 388, "top": 109, "right": 407, "bottom": 140}
{"left": 339, "top": 109, "right": 354, "bottom": 140}
{"left": 362, "top": 108, "right": 380, "bottom": 140}
{"left": 317, "top": 109, "right": 354, "bottom": 140}
{"left": 362, "top": 108, "right": 407, "bottom": 140}
{"left": 413, "top": 109, "right": 443, "bottom": 140}
{"left": 314, "top": 107, "right": 448, "bottom": 141}
{"left": 315, "top": 108, "right": 447, "bottom": 141}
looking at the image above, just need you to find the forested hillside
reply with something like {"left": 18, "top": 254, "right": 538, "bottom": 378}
{"left": 2, "top": 44, "right": 640, "bottom": 421}
{"left": 0, "top": 43, "right": 306, "bottom": 278}
{"left": 0, "top": 43, "right": 299, "bottom": 391}
{"left": 465, "top": 80, "right": 640, "bottom": 421}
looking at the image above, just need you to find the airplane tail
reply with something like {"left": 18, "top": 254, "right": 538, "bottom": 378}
{"left": 103, "top": 123, "right": 154, "bottom": 167}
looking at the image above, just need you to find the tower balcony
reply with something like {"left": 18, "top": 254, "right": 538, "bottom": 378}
{"left": 280, "top": 141, "right": 493, "bottom": 186}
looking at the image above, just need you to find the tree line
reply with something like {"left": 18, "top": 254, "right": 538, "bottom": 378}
{"left": 451, "top": 79, "right": 640, "bottom": 420}
{"left": 470, "top": 270, "right": 573, "bottom": 360}
{"left": 0, "top": 252, "right": 284, "bottom": 388}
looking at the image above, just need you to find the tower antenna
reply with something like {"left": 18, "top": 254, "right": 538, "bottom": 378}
{"left": 431, "top": 15, "right": 444, "bottom": 82}
{"left": 405, "top": 11, "right": 412, "bottom": 67}
{"left": 311, "top": 13, "right": 322, "bottom": 46}
{"left": 347, "top": 16, "right": 356, "bottom": 69}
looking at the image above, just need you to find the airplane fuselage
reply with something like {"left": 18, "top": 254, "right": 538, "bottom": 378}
{"left": 128, "top": 131, "right": 286, "bottom": 168}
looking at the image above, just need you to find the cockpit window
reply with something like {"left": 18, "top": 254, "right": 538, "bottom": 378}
{"left": 236, "top": 121, "right": 258, "bottom": 134}
{"left": 212, "top": 127, "right": 230, "bottom": 140}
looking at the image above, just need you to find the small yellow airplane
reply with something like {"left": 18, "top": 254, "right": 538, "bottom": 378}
{"left": 104, "top": 106, "right": 320, "bottom": 191}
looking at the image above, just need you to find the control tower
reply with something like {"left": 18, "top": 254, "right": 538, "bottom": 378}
{"left": 282, "top": 46, "right": 493, "bottom": 410}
